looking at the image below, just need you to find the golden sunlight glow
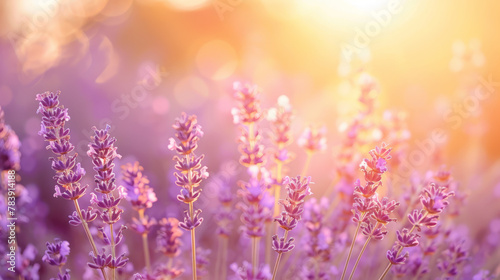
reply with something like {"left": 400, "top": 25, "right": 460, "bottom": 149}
{"left": 164, "top": 0, "right": 210, "bottom": 11}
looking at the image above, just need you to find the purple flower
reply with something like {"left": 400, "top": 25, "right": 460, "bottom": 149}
{"left": 154, "top": 265, "right": 184, "bottom": 279}
{"left": 396, "top": 228, "right": 420, "bottom": 248}
{"left": 361, "top": 222, "right": 387, "bottom": 240}
{"left": 408, "top": 209, "right": 439, "bottom": 231}
{"left": 88, "top": 249, "right": 128, "bottom": 270}
{"left": 42, "top": 239, "right": 70, "bottom": 267}
{"left": 371, "top": 197, "right": 400, "bottom": 225}
{"left": 278, "top": 176, "right": 313, "bottom": 222}
{"left": 267, "top": 95, "right": 294, "bottom": 164}
{"left": 36, "top": 91, "right": 88, "bottom": 199}
{"left": 120, "top": 162, "right": 157, "bottom": 210}
{"left": 196, "top": 247, "right": 211, "bottom": 278}
{"left": 0, "top": 106, "right": 21, "bottom": 171}
{"left": 231, "top": 261, "right": 271, "bottom": 280}
{"left": 130, "top": 216, "right": 157, "bottom": 235}
{"left": 52, "top": 269, "right": 71, "bottom": 280}
{"left": 386, "top": 246, "right": 408, "bottom": 265}
{"left": 271, "top": 235, "right": 295, "bottom": 253}
{"left": 156, "top": 218, "right": 183, "bottom": 258}
{"left": 297, "top": 126, "right": 327, "bottom": 153}
{"left": 232, "top": 82, "right": 263, "bottom": 125}
{"left": 178, "top": 209, "right": 204, "bottom": 231}
{"left": 420, "top": 183, "right": 454, "bottom": 214}
{"left": 168, "top": 112, "right": 204, "bottom": 155}
{"left": 68, "top": 206, "right": 98, "bottom": 226}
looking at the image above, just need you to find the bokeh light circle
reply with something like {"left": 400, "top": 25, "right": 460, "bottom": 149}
{"left": 196, "top": 40, "right": 238, "bottom": 80}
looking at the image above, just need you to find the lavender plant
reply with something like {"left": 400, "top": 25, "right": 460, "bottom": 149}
{"left": 232, "top": 81, "right": 273, "bottom": 277}
{"left": 271, "top": 176, "right": 312, "bottom": 280}
{"left": 155, "top": 217, "right": 184, "bottom": 279}
{"left": 87, "top": 125, "right": 129, "bottom": 279}
{"left": 168, "top": 112, "right": 209, "bottom": 280}
{"left": 377, "top": 182, "right": 455, "bottom": 280}
{"left": 341, "top": 143, "right": 394, "bottom": 280}
{"left": 120, "top": 162, "right": 158, "bottom": 272}
{"left": 36, "top": 91, "right": 107, "bottom": 279}
{"left": 42, "top": 239, "right": 71, "bottom": 279}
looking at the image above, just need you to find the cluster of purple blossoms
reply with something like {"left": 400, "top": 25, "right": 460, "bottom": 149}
{"left": 271, "top": 176, "right": 312, "bottom": 279}
{"left": 232, "top": 82, "right": 266, "bottom": 167}
{"left": 156, "top": 218, "right": 183, "bottom": 258}
{"left": 43, "top": 239, "right": 71, "bottom": 279}
{"left": 0, "top": 107, "right": 21, "bottom": 171}
{"left": 437, "top": 241, "right": 469, "bottom": 278}
{"left": 168, "top": 113, "right": 208, "bottom": 229}
{"left": 297, "top": 126, "right": 327, "bottom": 155}
{"left": 121, "top": 162, "right": 158, "bottom": 211}
{"left": 237, "top": 177, "right": 273, "bottom": 238}
{"left": 341, "top": 143, "right": 399, "bottom": 280}
{"left": 214, "top": 180, "right": 236, "bottom": 237}
{"left": 267, "top": 95, "right": 294, "bottom": 166}
{"left": 152, "top": 217, "right": 184, "bottom": 279}
{"left": 351, "top": 143, "right": 396, "bottom": 228}
{"left": 232, "top": 82, "right": 271, "bottom": 238}
{"left": 121, "top": 162, "right": 158, "bottom": 236}
{"left": 381, "top": 181, "right": 455, "bottom": 278}
{"left": 358, "top": 72, "right": 378, "bottom": 115}
{"left": 168, "top": 112, "right": 208, "bottom": 279}
{"left": 87, "top": 125, "right": 128, "bottom": 273}
{"left": 274, "top": 176, "right": 313, "bottom": 234}
{"left": 36, "top": 91, "right": 87, "bottom": 200}
{"left": 231, "top": 261, "right": 272, "bottom": 280}
{"left": 196, "top": 247, "right": 211, "bottom": 279}
{"left": 300, "top": 198, "right": 334, "bottom": 280}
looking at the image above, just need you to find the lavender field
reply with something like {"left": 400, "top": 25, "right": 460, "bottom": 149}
{"left": 1, "top": 1, "right": 500, "bottom": 279}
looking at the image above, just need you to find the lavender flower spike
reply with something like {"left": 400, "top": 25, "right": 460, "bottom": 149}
{"left": 271, "top": 176, "right": 312, "bottom": 280}
{"left": 36, "top": 91, "right": 106, "bottom": 279}
{"left": 87, "top": 125, "right": 128, "bottom": 278}
{"left": 43, "top": 238, "right": 71, "bottom": 279}
{"left": 120, "top": 161, "right": 157, "bottom": 272}
{"left": 169, "top": 112, "right": 208, "bottom": 280}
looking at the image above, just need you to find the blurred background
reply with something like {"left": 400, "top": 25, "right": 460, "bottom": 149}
{"left": 1, "top": 0, "right": 500, "bottom": 278}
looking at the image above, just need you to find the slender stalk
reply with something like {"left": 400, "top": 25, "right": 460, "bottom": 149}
{"left": 110, "top": 223, "right": 116, "bottom": 280}
{"left": 273, "top": 162, "right": 283, "bottom": 220}
{"left": 265, "top": 223, "right": 272, "bottom": 266}
{"left": 252, "top": 237, "right": 259, "bottom": 275}
{"left": 215, "top": 237, "right": 222, "bottom": 280}
{"left": 74, "top": 200, "right": 108, "bottom": 280}
{"left": 189, "top": 201, "right": 197, "bottom": 280}
{"left": 377, "top": 211, "right": 428, "bottom": 280}
{"left": 165, "top": 258, "right": 173, "bottom": 280}
{"left": 222, "top": 237, "right": 228, "bottom": 280}
{"left": 378, "top": 264, "right": 392, "bottom": 280}
{"left": 301, "top": 152, "right": 312, "bottom": 177}
{"left": 271, "top": 231, "right": 288, "bottom": 280}
{"left": 271, "top": 253, "right": 283, "bottom": 280}
{"left": 138, "top": 209, "right": 151, "bottom": 272}
{"left": 348, "top": 236, "right": 372, "bottom": 280}
{"left": 341, "top": 220, "right": 362, "bottom": 280}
